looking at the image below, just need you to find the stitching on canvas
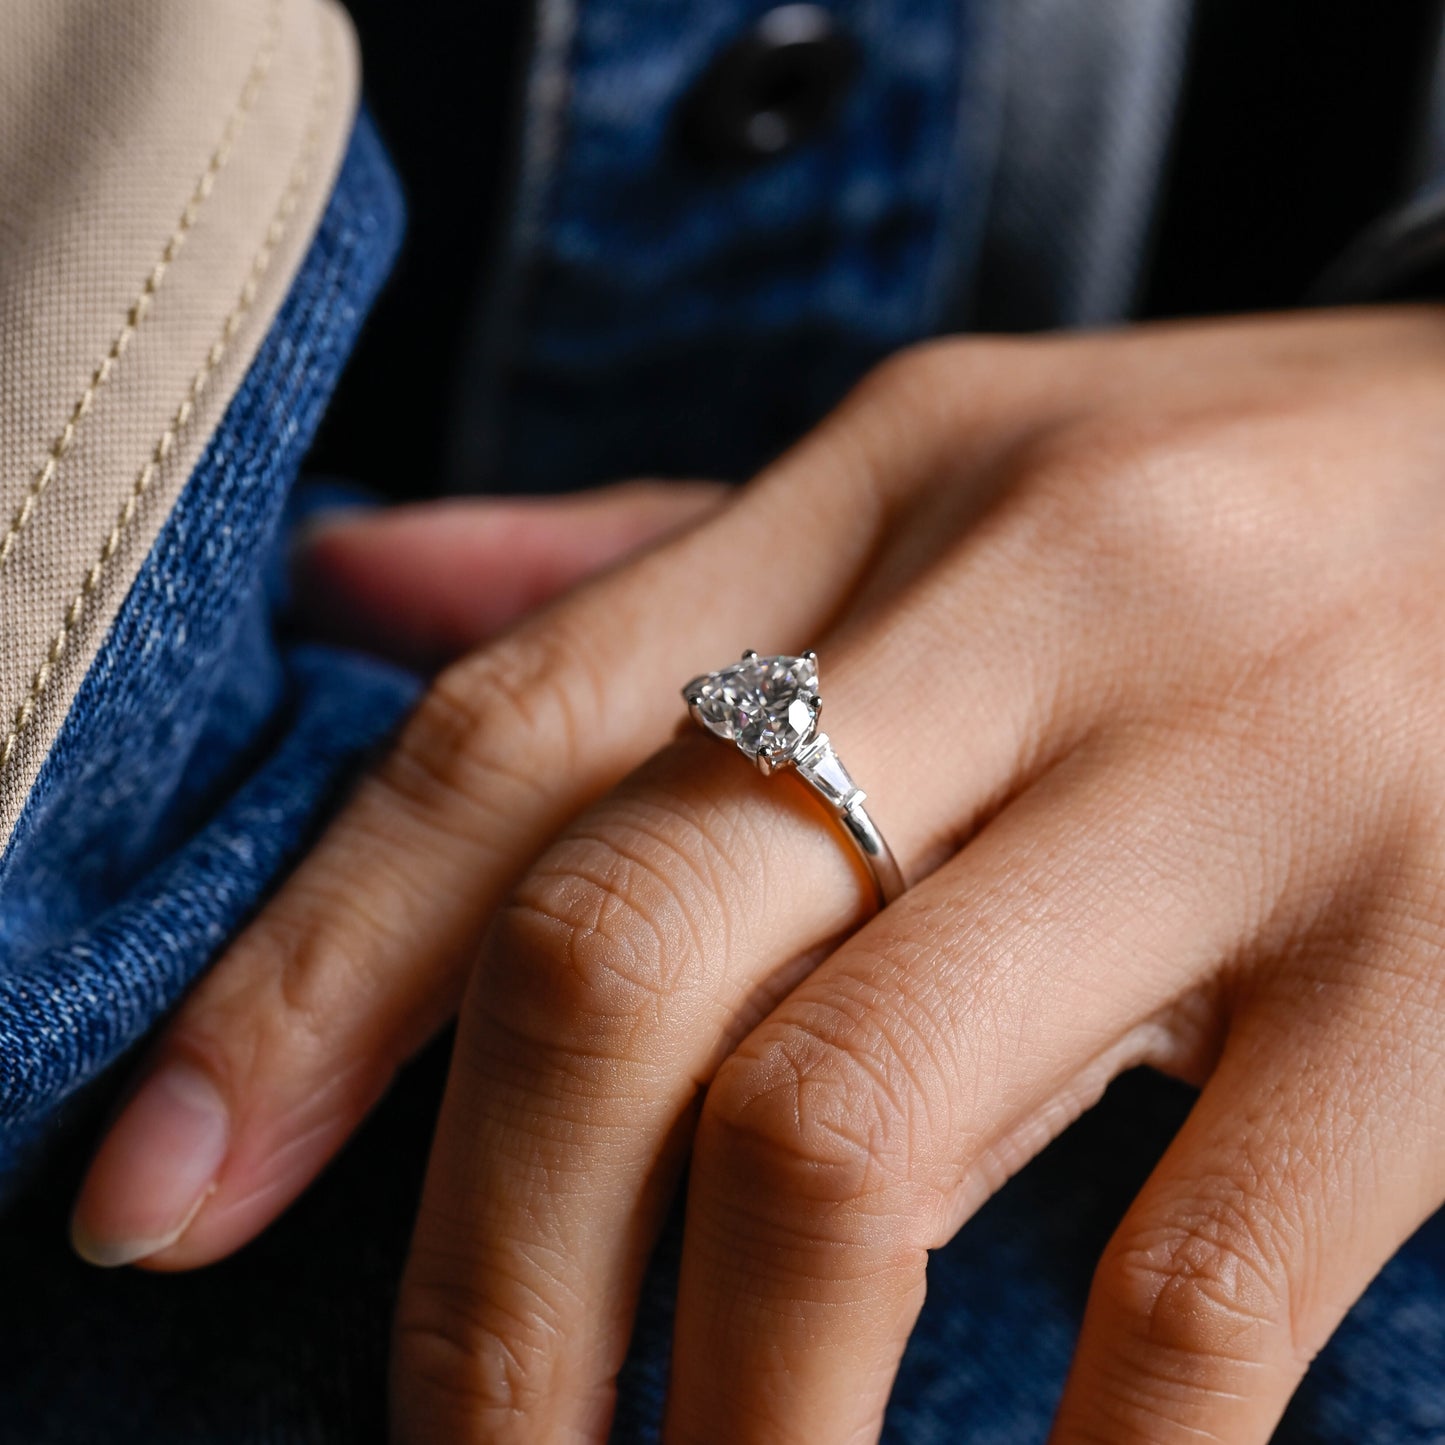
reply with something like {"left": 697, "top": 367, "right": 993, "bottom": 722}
{"left": 0, "top": 0, "right": 282, "bottom": 571}
{"left": 0, "top": 4, "right": 338, "bottom": 773}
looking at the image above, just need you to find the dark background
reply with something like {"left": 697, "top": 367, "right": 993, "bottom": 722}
{"left": 309, "top": 0, "right": 1444, "bottom": 501}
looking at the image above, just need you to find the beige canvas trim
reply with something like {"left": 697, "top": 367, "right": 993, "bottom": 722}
{"left": 0, "top": 0, "right": 360, "bottom": 845}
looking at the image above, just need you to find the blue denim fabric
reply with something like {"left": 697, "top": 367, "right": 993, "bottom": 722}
{"left": 450, "top": 0, "right": 1003, "bottom": 492}
{"left": 0, "top": 110, "right": 420, "bottom": 1193}
{"left": 6, "top": 13, "right": 1445, "bottom": 1444}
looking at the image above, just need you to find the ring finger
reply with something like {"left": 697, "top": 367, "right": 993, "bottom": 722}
{"left": 389, "top": 523, "right": 1094, "bottom": 1442}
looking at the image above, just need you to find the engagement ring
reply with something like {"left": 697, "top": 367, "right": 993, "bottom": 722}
{"left": 683, "top": 651, "right": 905, "bottom": 908}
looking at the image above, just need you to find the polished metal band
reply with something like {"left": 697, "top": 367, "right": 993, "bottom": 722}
{"left": 790, "top": 733, "right": 906, "bottom": 907}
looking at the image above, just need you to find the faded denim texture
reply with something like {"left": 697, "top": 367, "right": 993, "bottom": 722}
{"left": 5, "top": 0, "right": 1445, "bottom": 1439}
{"left": 450, "top": 0, "right": 1006, "bottom": 492}
{"left": 0, "top": 112, "right": 420, "bottom": 1192}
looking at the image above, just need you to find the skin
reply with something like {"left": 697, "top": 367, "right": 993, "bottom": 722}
{"left": 72, "top": 307, "right": 1445, "bottom": 1442}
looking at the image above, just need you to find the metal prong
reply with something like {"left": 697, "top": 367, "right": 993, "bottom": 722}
{"left": 742, "top": 649, "right": 759, "bottom": 662}
{"left": 755, "top": 752, "right": 774, "bottom": 778}
{"left": 686, "top": 693, "right": 704, "bottom": 709}
{"left": 802, "top": 649, "right": 818, "bottom": 664}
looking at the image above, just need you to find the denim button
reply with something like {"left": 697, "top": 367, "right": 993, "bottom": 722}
{"left": 679, "top": 5, "right": 860, "bottom": 167}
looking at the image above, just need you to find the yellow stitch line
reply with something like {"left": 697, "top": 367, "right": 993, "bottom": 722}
{"left": 0, "top": 2, "right": 339, "bottom": 774}
{"left": 0, "top": 0, "right": 283, "bottom": 572}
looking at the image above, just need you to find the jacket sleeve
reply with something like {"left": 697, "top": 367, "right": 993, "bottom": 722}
{"left": 0, "top": 0, "right": 417, "bottom": 1192}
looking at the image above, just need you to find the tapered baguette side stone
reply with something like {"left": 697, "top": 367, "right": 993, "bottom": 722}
{"left": 794, "top": 735, "right": 861, "bottom": 807}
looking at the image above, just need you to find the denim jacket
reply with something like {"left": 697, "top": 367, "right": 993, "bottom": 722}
{"left": 3, "top": 2, "right": 1445, "bottom": 1439}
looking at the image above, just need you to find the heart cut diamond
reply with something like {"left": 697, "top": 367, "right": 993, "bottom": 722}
{"left": 685, "top": 652, "right": 820, "bottom": 762}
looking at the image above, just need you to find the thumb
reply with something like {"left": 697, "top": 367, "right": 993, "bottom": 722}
{"left": 291, "top": 479, "right": 729, "bottom": 667}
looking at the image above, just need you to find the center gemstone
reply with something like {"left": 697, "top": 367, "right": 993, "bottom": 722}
{"left": 686, "top": 653, "right": 820, "bottom": 760}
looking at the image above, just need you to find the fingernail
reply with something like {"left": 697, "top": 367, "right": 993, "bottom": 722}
{"left": 71, "top": 1062, "right": 229, "bottom": 1268}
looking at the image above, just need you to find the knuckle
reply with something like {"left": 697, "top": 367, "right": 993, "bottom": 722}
{"left": 816, "top": 338, "right": 1029, "bottom": 508}
{"left": 1008, "top": 415, "right": 1190, "bottom": 548}
{"left": 1098, "top": 1187, "right": 1299, "bottom": 1366}
{"left": 849, "top": 337, "right": 1024, "bottom": 435}
{"left": 394, "top": 1268, "right": 564, "bottom": 1428}
{"left": 248, "top": 912, "right": 372, "bottom": 1057}
{"left": 853, "top": 338, "right": 965, "bottom": 406}
{"left": 175, "top": 905, "right": 399, "bottom": 1103}
{"left": 700, "top": 1023, "right": 936, "bottom": 1225}
{"left": 1003, "top": 408, "right": 1299, "bottom": 601}
{"left": 994, "top": 413, "right": 1317, "bottom": 691}
{"left": 379, "top": 619, "right": 598, "bottom": 829}
{"left": 267, "top": 875, "right": 416, "bottom": 1027}
{"left": 482, "top": 794, "right": 736, "bottom": 1049}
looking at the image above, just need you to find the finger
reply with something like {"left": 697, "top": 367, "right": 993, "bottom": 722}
{"left": 661, "top": 727, "right": 1295, "bottom": 1445}
{"left": 72, "top": 341, "right": 1055, "bottom": 1271}
{"left": 1050, "top": 918, "right": 1445, "bottom": 1445}
{"left": 386, "top": 478, "right": 1276, "bottom": 1445}
{"left": 291, "top": 480, "right": 730, "bottom": 668}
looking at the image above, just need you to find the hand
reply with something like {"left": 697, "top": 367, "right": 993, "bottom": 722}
{"left": 75, "top": 308, "right": 1445, "bottom": 1443}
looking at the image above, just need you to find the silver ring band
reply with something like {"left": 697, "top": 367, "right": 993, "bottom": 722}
{"left": 682, "top": 651, "right": 906, "bottom": 908}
